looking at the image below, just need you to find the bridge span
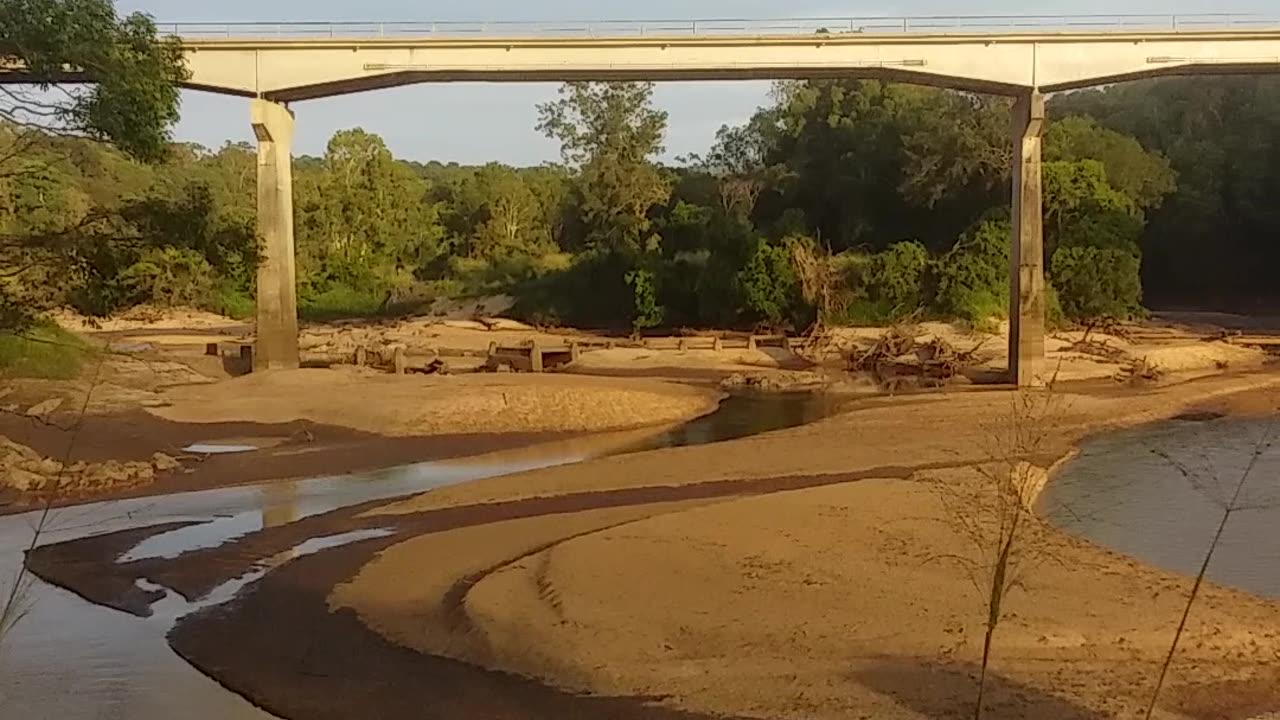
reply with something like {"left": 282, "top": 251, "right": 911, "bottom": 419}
{"left": 16, "top": 15, "right": 1280, "bottom": 383}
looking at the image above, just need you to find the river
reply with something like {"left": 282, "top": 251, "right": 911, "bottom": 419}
{"left": 1041, "top": 413, "right": 1280, "bottom": 600}
{"left": 0, "top": 392, "right": 842, "bottom": 719}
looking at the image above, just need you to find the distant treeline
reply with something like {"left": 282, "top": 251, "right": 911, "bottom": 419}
{"left": 4, "top": 76, "right": 1279, "bottom": 332}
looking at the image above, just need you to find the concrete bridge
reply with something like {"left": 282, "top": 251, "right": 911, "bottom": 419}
{"left": 18, "top": 14, "right": 1280, "bottom": 383}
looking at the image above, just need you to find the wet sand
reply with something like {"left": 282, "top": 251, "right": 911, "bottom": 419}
{"left": 28, "top": 467, "right": 968, "bottom": 719}
{"left": 0, "top": 408, "right": 573, "bottom": 514}
{"left": 21, "top": 370, "right": 1280, "bottom": 719}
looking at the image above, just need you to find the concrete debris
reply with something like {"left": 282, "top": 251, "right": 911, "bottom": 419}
{"left": 0, "top": 436, "right": 182, "bottom": 496}
{"left": 25, "top": 397, "right": 65, "bottom": 417}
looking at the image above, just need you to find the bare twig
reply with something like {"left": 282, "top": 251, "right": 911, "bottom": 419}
{"left": 1142, "top": 413, "right": 1278, "bottom": 719}
{"left": 0, "top": 344, "right": 108, "bottom": 654}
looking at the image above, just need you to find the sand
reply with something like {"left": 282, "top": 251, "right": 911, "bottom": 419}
{"left": 371, "top": 371, "right": 1280, "bottom": 516}
{"left": 147, "top": 367, "right": 723, "bottom": 436}
{"left": 334, "top": 372, "right": 1280, "bottom": 720}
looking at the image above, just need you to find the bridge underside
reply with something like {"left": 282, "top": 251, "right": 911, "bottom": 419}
{"left": 6, "top": 27, "right": 1279, "bottom": 385}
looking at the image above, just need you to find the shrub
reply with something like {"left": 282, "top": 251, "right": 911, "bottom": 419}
{"left": 299, "top": 284, "right": 390, "bottom": 321}
{"left": 211, "top": 286, "right": 256, "bottom": 320}
{"left": 933, "top": 219, "right": 1010, "bottom": 324}
{"left": 510, "top": 250, "right": 634, "bottom": 329}
{"left": 119, "top": 247, "right": 217, "bottom": 308}
{"left": 737, "top": 240, "right": 801, "bottom": 328}
{"left": 1050, "top": 245, "right": 1143, "bottom": 322}
{"left": 624, "top": 267, "right": 664, "bottom": 334}
{"left": 838, "top": 241, "right": 929, "bottom": 324}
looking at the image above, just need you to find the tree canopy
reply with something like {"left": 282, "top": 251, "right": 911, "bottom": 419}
{"left": 7, "top": 65, "right": 1279, "bottom": 334}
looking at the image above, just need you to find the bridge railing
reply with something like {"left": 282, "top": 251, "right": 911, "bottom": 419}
{"left": 160, "top": 14, "right": 1280, "bottom": 40}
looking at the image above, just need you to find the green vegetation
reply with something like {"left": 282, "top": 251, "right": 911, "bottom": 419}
{"left": 7, "top": 6, "right": 1278, "bottom": 335}
{"left": 0, "top": 322, "right": 90, "bottom": 380}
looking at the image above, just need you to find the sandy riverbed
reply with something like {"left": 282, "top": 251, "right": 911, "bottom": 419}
{"left": 329, "top": 372, "right": 1280, "bottom": 720}
{"left": 147, "top": 368, "right": 722, "bottom": 436}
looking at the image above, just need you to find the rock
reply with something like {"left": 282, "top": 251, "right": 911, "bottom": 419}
{"left": 5, "top": 468, "right": 47, "bottom": 492}
{"left": 25, "top": 397, "right": 64, "bottom": 417}
{"left": 36, "top": 458, "right": 63, "bottom": 475}
{"left": 152, "top": 453, "right": 181, "bottom": 472}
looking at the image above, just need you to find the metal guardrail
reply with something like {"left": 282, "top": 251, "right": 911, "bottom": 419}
{"left": 160, "top": 14, "right": 1280, "bottom": 40}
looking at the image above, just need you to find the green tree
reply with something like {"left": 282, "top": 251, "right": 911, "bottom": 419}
{"left": 297, "top": 128, "right": 445, "bottom": 293}
{"left": 0, "top": 0, "right": 188, "bottom": 166}
{"left": 1053, "top": 78, "right": 1280, "bottom": 307}
{"left": 1044, "top": 115, "right": 1176, "bottom": 212}
{"left": 749, "top": 80, "right": 1009, "bottom": 252}
{"left": 624, "top": 266, "right": 663, "bottom": 334}
{"left": 0, "top": 0, "right": 188, "bottom": 327}
{"left": 443, "top": 163, "right": 554, "bottom": 259}
{"left": 537, "top": 82, "right": 671, "bottom": 254}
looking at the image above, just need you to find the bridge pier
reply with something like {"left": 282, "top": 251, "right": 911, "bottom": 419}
{"left": 251, "top": 99, "right": 300, "bottom": 371}
{"left": 1008, "top": 90, "right": 1046, "bottom": 387}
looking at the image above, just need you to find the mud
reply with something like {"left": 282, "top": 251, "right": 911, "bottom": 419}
{"left": 0, "top": 408, "right": 571, "bottom": 513}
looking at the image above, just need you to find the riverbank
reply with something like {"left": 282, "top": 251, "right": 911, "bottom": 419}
{"left": 0, "top": 361, "right": 721, "bottom": 510}
{"left": 25, "top": 369, "right": 1280, "bottom": 720}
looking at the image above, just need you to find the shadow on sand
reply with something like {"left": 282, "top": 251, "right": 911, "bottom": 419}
{"left": 851, "top": 657, "right": 1104, "bottom": 720}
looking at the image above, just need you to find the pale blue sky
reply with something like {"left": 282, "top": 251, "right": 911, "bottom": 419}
{"left": 118, "top": 1, "right": 1275, "bottom": 165}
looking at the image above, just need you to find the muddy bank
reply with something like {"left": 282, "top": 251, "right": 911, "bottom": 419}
{"left": 26, "top": 464, "right": 959, "bottom": 615}
{"left": 28, "top": 466, "right": 973, "bottom": 720}
{"left": 0, "top": 408, "right": 573, "bottom": 513}
{"left": 169, "top": 535, "right": 734, "bottom": 720}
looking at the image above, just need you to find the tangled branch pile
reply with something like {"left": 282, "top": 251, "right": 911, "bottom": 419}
{"left": 848, "top": 327, "right": 982, "bottom": 386}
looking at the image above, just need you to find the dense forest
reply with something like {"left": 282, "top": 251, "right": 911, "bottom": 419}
{"left": 4, "top": 73, "right": 1280, "bottom": 333}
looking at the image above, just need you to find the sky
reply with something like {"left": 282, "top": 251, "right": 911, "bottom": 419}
{"left": 117, "top": 0, "right": 1276, "bottom": 166}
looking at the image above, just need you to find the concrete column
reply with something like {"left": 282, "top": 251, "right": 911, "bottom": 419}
{"left": 251, "top": 99, "right": 300, "bottom": 371}
{"left": 1008, "top": 90, "right": 1046, "bottom": 387}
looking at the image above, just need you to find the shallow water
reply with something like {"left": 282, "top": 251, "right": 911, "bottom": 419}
{"left": 1041, "top": 414, "right": 1280, "bottom": 599}
{"left": 0, "top": 391, "right": 841, "bottom": 719}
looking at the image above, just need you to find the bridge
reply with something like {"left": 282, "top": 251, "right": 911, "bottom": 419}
{"left": 16, "top": 14, "right": 1280, "bottom": 384}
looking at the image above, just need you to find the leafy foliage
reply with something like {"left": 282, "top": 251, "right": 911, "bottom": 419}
{"left": 933, "top": 219, "right": 1010, "bottom": 324}
{"left": 737, "top": 240, "right": 800, "bottom": 328}
{"left": 0, "top": 0, "right": 188, "bottom": 164}
{"left": 1053, "top": 78, "right": 1280, "bottom": 308}
{"left": 1051, "top": 245, "right": 1144, "bottom": 322}
{"left": 538, "top": 82, "right": 671, "bottom": 254}
{"left": 624, "top": 267, "right": 663, "bottom": 334}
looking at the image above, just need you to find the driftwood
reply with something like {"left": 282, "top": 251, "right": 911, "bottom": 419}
{"left": 1067, "top": 339, "right": 1129, "bottom": 363}
{"left": 849, "top": 328, "right": 985, "bottom": 387}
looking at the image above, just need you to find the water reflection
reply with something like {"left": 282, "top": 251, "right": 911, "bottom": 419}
{"left": 1041, "top": 415, "right": 1280, "bottom": 599}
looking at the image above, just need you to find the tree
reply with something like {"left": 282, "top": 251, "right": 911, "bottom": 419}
{"left": 1053, "top": 78, "right": 1280, "bottom": 308}
{"left": 297, "top": 129, "right": 445, "bottom": 292}
{"left": 0, "top": 0, "right": 188, "bottom": 168}
{"left": 441, "top": 163, "right": 553, "bottom": 259}
{"left": 699, "top": 117, "right": 784, "bottom": 219}
{"left": 0, "top": 0, "right": 188, "bottom": 328}
{"left": 743, "top": 80, "right": 1010, "bottom": 253}
{"left": 1044, "top": 115, "right": 1176, "bottom": 213}
{"left": 1051, "top": 245, "right": 1143, "bottom": 323}
{"left": 537, "top": 82, "right": 671, "bottom": 254}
